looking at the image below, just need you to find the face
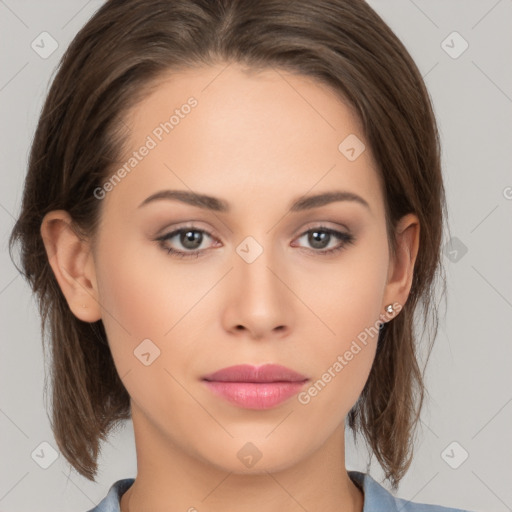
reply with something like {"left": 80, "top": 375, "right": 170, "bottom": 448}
{"left": 87, "top": 63, "right": 399, "bottom": 473}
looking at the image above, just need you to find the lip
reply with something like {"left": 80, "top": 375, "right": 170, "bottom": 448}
{"left": 202, "top": 364, "right": 308, "bottom": 383}
{"left": 202, "top": 364, "right": 309, "bottom": 410}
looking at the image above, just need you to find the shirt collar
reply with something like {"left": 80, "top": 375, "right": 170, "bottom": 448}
{"left": 89, "top": 471, "right": 452, "bottom": 512}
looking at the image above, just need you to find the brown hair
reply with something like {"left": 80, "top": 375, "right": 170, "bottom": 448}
{"left": 9, "top": 0, "right": 447, "bottom": 490}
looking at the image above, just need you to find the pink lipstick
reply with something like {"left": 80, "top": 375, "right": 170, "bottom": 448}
{"left": 201, "top": 364, "right": 309, "bottom": 410}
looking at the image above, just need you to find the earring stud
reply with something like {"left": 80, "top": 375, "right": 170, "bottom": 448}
{"left": 385, "top": 304, "right": 394, "bottom": 314}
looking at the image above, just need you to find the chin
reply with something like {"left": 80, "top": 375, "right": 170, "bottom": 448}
{"left": 197, "top": 435, "right": 309, "bottom": 475}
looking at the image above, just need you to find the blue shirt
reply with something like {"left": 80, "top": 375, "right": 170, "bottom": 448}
{"left": 86, "top": 470, "right": 474, "bottom": 512}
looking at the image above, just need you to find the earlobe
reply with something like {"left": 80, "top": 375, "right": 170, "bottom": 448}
{"left": 382, "top": 213, "right": 420, "bottom": 316}
{"left": 40, "top": 210, "right": 102, "bottom": 323}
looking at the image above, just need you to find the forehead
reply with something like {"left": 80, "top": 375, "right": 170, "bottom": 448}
{"left": 104, "top": 63, "right": 384, "bottom": 217}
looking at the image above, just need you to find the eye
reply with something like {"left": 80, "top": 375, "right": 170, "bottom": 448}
{"left": 292, "top": 226, "right": 355, "bottom": 256}
{"left": 156, "top": 227, "right": 217, "bottom": 259}
{"left": 155, "top": 224, "right": 355, "bottom": 259}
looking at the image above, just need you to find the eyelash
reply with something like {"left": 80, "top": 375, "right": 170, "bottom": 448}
{"left": 156, "top": 225, "right": 355, "bottom": 259}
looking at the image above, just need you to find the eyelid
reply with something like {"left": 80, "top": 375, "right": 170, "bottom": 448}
{"left": 154, "top": 220, "right": 218, "bottom": 238}
{"left": 155, "top": 220, "right": 350, "bottom": 243}
{"left": 292, "top": 220, "right": 351, "bottom": 236}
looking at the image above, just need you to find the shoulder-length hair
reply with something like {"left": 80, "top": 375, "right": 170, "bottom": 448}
{"left": 9, "top": 0, "right": 446, "bottom": 490}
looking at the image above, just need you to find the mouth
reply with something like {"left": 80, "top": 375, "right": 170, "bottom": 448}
{"left": 201, "top": 364, "right": 309, "bottom": 410}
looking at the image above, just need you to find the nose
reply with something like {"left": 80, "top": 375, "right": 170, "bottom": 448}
{"left": 221, "top": 247, "right": 294, "bottom": 340}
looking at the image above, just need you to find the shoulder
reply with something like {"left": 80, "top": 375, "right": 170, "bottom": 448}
{"left": 85, "top": 478, "right": 135, "bottom": 512}
{"left": 86, "top": 474, "right": 475, "bottom": 512}
{"left": 348, "top": 471, "right": 475, "bottom": 512}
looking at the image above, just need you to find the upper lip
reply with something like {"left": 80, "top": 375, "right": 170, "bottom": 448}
{"left": 202, "top": 364, "right": 308, "bottom": 383}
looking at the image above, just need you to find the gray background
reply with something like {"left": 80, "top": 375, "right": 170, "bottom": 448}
{"left": 1, "top": 1, "right": 511, "bottom": 511}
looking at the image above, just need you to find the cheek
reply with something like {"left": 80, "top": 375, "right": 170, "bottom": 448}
{"left": 299, "top": 232, "right": 389, "bottom": 345}
{"left": 94, "top": 233, "right": 216, "bottom": 383}
{"left": 93, "top": 237, "right": 172, "bottom": 372}
{"left": 95, "top": 235, "right": 199, "bottom": 336}
{"left": 292, "top": 235, "right": 388, "bottom": 408}
{"left": 93, "top": 242, "right": 194, "bottom": 415}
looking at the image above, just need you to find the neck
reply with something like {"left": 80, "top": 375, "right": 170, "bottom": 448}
{"left": 120, "top": 405, "right": 364, "bottom": 512}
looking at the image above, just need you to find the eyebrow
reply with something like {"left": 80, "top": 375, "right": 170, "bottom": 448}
{"left": 138, "top": 189, "right": 370, "bottom": 212}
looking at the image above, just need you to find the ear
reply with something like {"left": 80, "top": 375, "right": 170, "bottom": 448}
{"left": 40, "top": 210, "right": 102, "bottom": 323}
{"left": 382, "top": 213, "right": 420, "bottom": 318}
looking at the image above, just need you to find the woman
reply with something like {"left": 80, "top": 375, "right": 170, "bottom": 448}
{"left": 9, "top": 0, "right": 475, "bottom": 510}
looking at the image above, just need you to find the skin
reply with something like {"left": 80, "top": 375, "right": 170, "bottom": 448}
{"left": 41, "top": 62, "right": 419, "bottom": 512}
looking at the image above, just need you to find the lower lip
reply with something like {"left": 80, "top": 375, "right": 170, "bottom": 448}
{"left": 203, "top": 381, "right": 307, "bottom": 410}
